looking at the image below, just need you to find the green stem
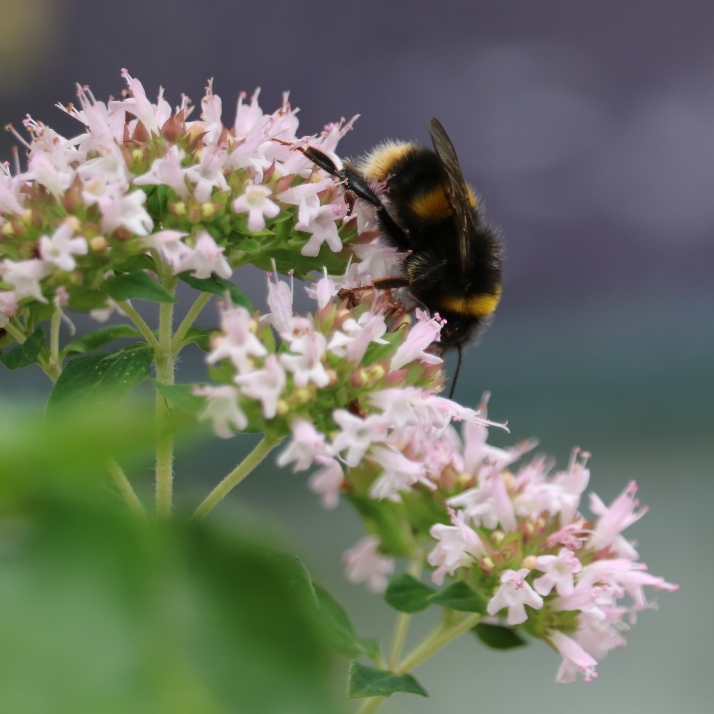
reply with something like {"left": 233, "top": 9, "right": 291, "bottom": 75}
{"left": 4, "top": 320, "right": 25, "bottom": 344}
{"left": 191, "top": 435, "right": 284, "bottom": 521}
{"left": 154, "top": 272, "right": 178, "bottom": 518}
{"left": 357, "top": 611, "right": 482, "bottom": 714}
{"left": 388, "top": 554, "right": 423, "bottom": 669}
{"left": 117, "top": 300, "right": 160, "bottom": 350}
{"left": 171, "top": 291, "right": 212, "bottom": 352}
{"left": 50, "top": 308, "right": 61, "bottom": 373}
{"left": 106, "top": 457, "right": 145, "bottom": 517}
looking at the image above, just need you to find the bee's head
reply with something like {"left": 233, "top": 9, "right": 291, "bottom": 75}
{"left": 438, "top": 312, "right": 478, "bottom": 348}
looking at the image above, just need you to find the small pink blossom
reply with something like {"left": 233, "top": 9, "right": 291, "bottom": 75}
{"left": 428, "top": 508, "right": 486, "bottom": 586}
{"left": 305, "top": 272, "right": 337, "bottom": 311}
{"left": 264, "top": 269, "right": 294, "bottom": 335}
{"left": 280, "top": 330, "right": 330, "bottom": 388}
{"left": 328, "top": 311, "right": 388, "bottom": 363}
{"left": 487, "top": 568, "right": 544, "bottom": 625}
{"left": 332, "top": 410, "right": 387, "bottom": 467}
{"left": 587, "top": 481, "right": 647, "bottom": 557}
{"left": 390, "top": 309, "right": 444, "bottom": 370}
{"left": 207, "top": 306, "right": 267, "bottom": 373}
{"left": 343, "top": 536, "right": 394, "bottom": 593}
{"left": 308, "top": 456, "right": 344, "bottom": 509}
{"left": 184, "top": 146, "right": 229, "bottom": 203}
{"left": 0, "top": 258, "right": 50, "bottom": 303}
{"left": 113, "top": 70, "right": 161, "bottom": 135}
{"left": 277, "top": 178, "right": 333, "bottom": 224}
{"left": 549, "top": 630, "right": 599, "bottom": 683}
{"left": 38, "top": 222, "right": 88, "bottom": 272}
{"left": 232, "top": 184, "right": 280, "bottom": 232}
{"left": 143, "top": 230, "right": 191, "bottom": 273}
{"left": 296, "top": 203, "right": 346, "bottom": 257}
{"left": 134, "top": 145, "right": 190, "bottom": 200}
{"left": 0, "top": 290, "right": 18, "bottom": 327}
{"left": 193, "top": 385, "right": 247, "bottom": 438}
{"left": 534, "top": 548, "right": 583, "bottom": 597}
{"left": 368, "top": 445, "right": 433, "bottom": 500}
{"left": 277, "top": 418, "right": 332, "bottom": 472}
{"left": 448, "top": 469, "right": 517, "bottom": 533}
{"left": 179, "top": 230, "right": 232, "bottom": 280}
{"left": 233, "top": 354, "right": 286, "bottom": 419}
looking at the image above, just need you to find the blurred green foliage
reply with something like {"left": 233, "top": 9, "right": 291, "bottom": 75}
{"left": 0, "top": 402, "right": 342, "bottom": 714}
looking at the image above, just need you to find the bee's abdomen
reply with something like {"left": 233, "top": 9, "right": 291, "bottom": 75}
{"left": 437, "top": 287, "right": 502, "bottom": 318}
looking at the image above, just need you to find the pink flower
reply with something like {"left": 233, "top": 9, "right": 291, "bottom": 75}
{"left": 343, "top": 536, "right": 394, "bottom": 593}
{"left": 332, "top": 410, "right": 387, "bottom": 467}
{"left": 134, "top": 145, "right": 190, "bottom": 200}
{"left": 232, "top": 184, "right": 280, "bottom": 232}
{"left": 308, "top": 456, "right": 344, "bottom": 509}
{"left": 277, "top": 419, "right": 332, "bottom": 472}
{"left": 280, "top": 330, "right": 329, "bottom": 388}
{"left": 0, "top": 171, "right": 24, "bottom": 215}
{"left": 368, "top": 445, "right": 433, "bottom": 500}
{"left": 390, "top": 309, "right": 444, "bottom": 370}
{"left": 143, "top": 230, "right": 191, "bottom": 273}
{"left": 587, "top": 481, "right": 647, "bottom": 558}
{"left": 264, "top": 269, "right": 294, "bottom": 335}
{"left": 0, "top": 258, "right": 50, "bottom": 302}
{"left": 277, "top": 178, "right": 333, "bottom": 224}
{"left": 328, "top": 311, "right": 388, "bottom": 363}
{"left": 112, "top": 70, "right": 160, "bottom": 135}
{"left": 184, "top": 146, "right": 229, "bottom": 203}
{"left": 179, "top": 230, "right": 232, "bottom": 280}
{"left": 0, "top": 290, "right": 18, "bottom": 327}
{"left": 448, "top": 469, "right": 517, "bottom": 533}
{"left": 428, "top": 509, "right": 486, "bottom": 585}
{"left": 233, "top": 354, "right": 286, "bottom": 419}
{"left": 206, "top": 306, "right": 267, "bottom": 374}
{"left": 193, "top": 385, "right": 247, "bottom": 438}
{"left": 296, "top": 203, "right": 346, "bottom": 257}
{"left": 487, "top": 568, "right": 544, "bottom": 625}
{"left": 305, "top": 272, "right": 337, "bottom": 311}
{"left": 38, "top": 222, "right": 88, "bottom": 272}
{"left": 549, "top": 631, "right": 598, "bottom": 683}
{"left": 534, "top": 548, "right": 583, "bottom": 597}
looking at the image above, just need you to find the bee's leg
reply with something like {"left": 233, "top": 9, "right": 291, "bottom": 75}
{"left": 372, "top": 276, "right": 410, "bottom": 290}
{"left": 337, "top": 285, "right": 373, "bottom": 309}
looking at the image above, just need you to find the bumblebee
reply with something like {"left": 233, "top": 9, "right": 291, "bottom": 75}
{"left": 300, "top": 119, "right": 503, "bottom": 392}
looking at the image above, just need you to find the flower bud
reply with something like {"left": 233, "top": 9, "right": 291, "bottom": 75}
{"left": 350, "top": 369, "right": 368, "bottom": 389}
{"left": 161, "top": 115, "right": 183, "bottom": 143}
{"left": 480, "top": 557, "right": 495, "bottom": 574}
{"left": 65, "top": 216, "right": 82, "bottom": 232}
{"left": 21, "top": 209, "right": 33, "bottom": 225}
{"left": 172, "top": 202, "right": 187, "bottom": 216}
{"left": 131, "top": 148, "right": 143, "bottom": 162}
{"left": 491, "top": 530, "right": 505, "bottom": 545}
{"left": 275, "top": 399, "right": 289, "bottom": 417}
{"left": 89, "top": 236, "right": 108, "bottom": 253}
{"left": 201, "top": 203, "right": 215, "bottom": 219}
{"left": 521, "top": 555, "right": 537, "bottom": 571}
{"left": 188, "top": 205, "right": 202, "bottom": 223}
{"left": 294, "top": 388, "right": 311, "bottom": 404}
{"left": 133, "top": 121, "right": 149, "bottom": 143}
{"left": 2, "top": 222, "right": 14, "bottom": 237}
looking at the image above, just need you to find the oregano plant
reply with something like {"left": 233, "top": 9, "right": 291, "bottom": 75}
{"left": 0, "top": 72, "right": 677, "bottom": 713}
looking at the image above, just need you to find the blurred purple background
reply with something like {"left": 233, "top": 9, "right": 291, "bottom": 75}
{"left": 1, "top": 2, "right": 712, "bottom": 712}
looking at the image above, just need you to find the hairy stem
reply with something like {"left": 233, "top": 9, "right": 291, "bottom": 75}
{"left": 154, "top": 271, "right": 178, "bottom": 517}
{"left": 106, "top": 457, "right": 145, "bottom": 517}
{"left": 191, "top": 435, "right": 284, "bottom": 521}
{"left": 117, "top": 300, "right": 160, "bottom": 350}
{"left": 356, "top": 611, "right": 483, "bottom": 714}
{"left": 171, "top": 291, "right": 212, "bottom": 352}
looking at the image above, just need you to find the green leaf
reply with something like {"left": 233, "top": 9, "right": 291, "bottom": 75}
{"left": 47, "top": 344, "right": 153, "bottom": 414}
{"left": 0, "top": 326, "right": 44, "bottom": 370}
{"left": 0, "top": 500, "right": 337, "bottom": 714}
{"left": 101, "top": 270, "right": 177, "bottom": 303}
{"left": 429, "top": 581, "right": 487, "bottom": 613}
{"left": 180, "top": 327, "right": 215, "bottom": 352}
{"left": 112, "top": 253, "right": 156, "bottom": 274}
{"left": 62, "top": 325, "right": 142, "bottom": 356}
{"left": 179, "top": 272, "right": 252, "bottom": 309}
{"left": 473, "top": 623, "right": 527, "bottom": 649}
{"left": 150, "top": 380, "right": 206, "bottom": 415}
{"left": 67, "top": 288, "right": 111, "bottom": 312}
{"left": 144, "top": 184, "right": 169, "bottom": 222}
{"left": 313, "top": 583, "right": 381, "bottom": 662}
{"left": 347, "top": 662, "right": 428, "bottom": 699}
{"left": 384, "top": 574, "right": 435, "bottom": 614}
{"left": 361, "top": 331, "right": 402, "bottom": 366}
{"left": 249, "top": 245, "right": 349, "bottom": 281}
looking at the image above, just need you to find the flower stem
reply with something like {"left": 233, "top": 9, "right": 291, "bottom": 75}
{"left": 191, "top": 435, "right": 284, "bottom": 521}
{"left": 171, "top": 291, "right": 212, "bottom": 352}
{"left": 154, "top": 270, "right": 178, "bottom": 518}
{"left": 117, "top": 300, "right": 160, "bottom": 350}
{"left": 50, "top": 308, "right": 61, "bottom": 373}
{"left": 356, "top": 611, "right": 482, "bottom": 714}
{"left": 4, "top": 320, "right": 25, "bottom": 344}
{"left": 388, "top": 553, "right": 423, "bottom": 668}
{"left": 106, "top": 457, "right": 145, "bottom": 517}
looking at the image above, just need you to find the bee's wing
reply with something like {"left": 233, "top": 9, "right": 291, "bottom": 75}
{"left": 428, "top": 118, "right": 477, "bottom": 274}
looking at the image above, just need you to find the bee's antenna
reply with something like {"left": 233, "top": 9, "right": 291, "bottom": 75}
{"left": 449, "top": 344, "right": 463, "bottom": 400}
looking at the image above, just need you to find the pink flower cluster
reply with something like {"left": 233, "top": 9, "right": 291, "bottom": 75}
{"left": 0, "top": 71, "right": 355, "bottom": 330}
{"left": 422, "top": 421, "right": 678, "bottom": 683}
